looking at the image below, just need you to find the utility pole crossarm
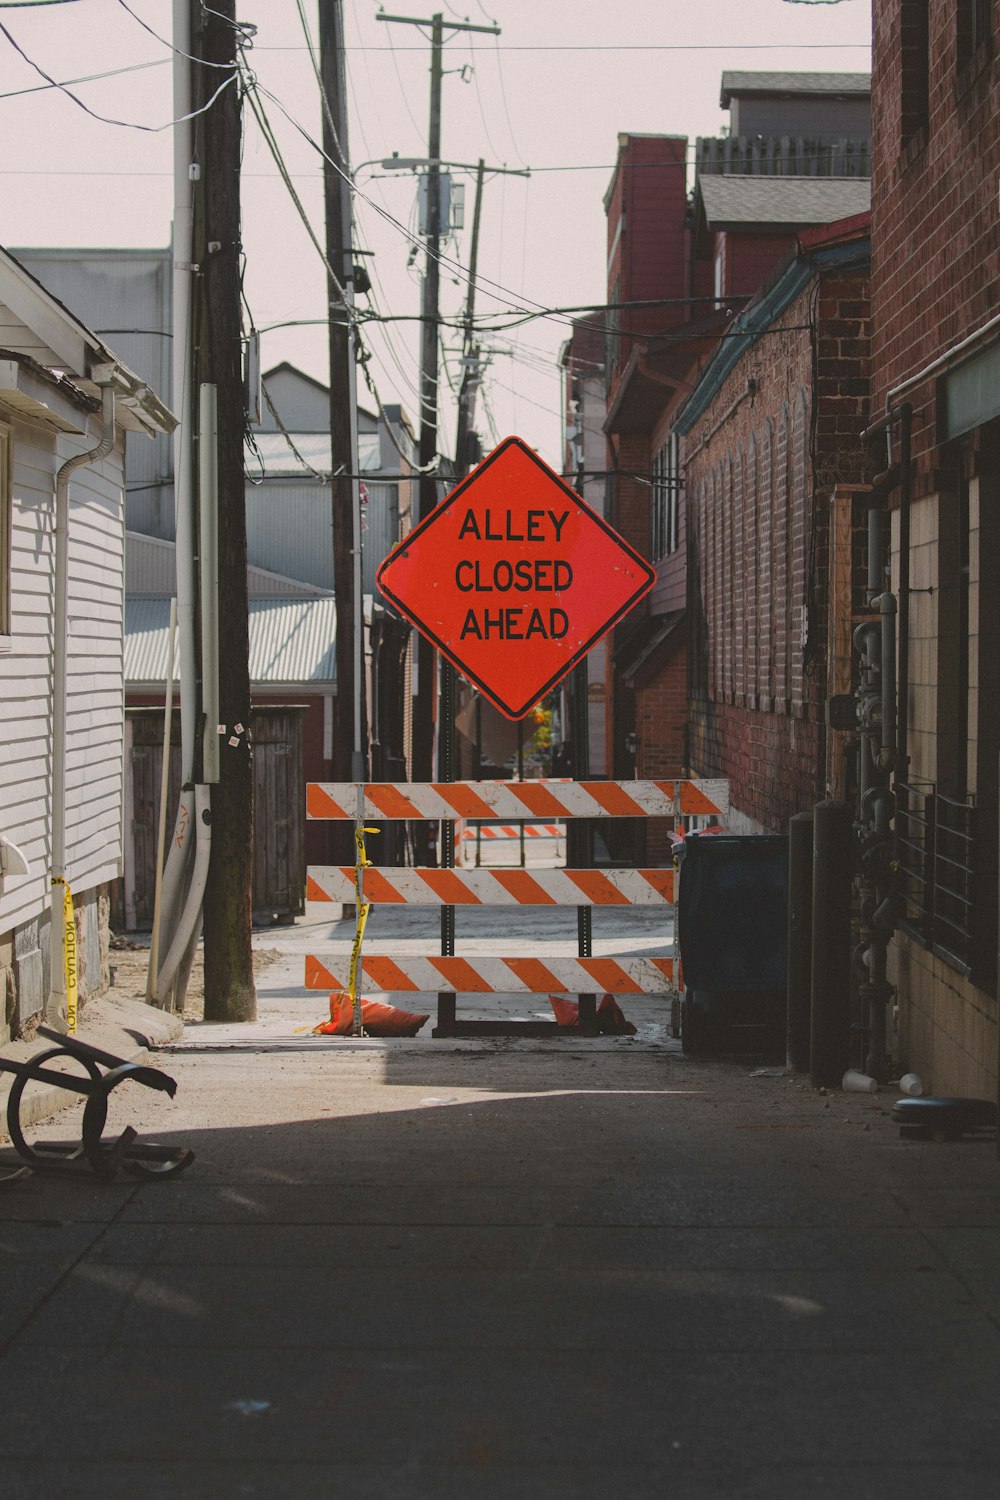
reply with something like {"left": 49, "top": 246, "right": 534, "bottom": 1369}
{"left": 376, "top": 11, "right": 500, "bottom": 35}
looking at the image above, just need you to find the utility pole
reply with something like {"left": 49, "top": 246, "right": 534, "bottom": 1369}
{"left": 319, "top": 0, "right": 367, "bottom": 860}
{"left": 376, "top": 10, "right": 500, "bottom": 799}
{"left": 195, "top": 0, "right": 256, "bottom": 1021}
{"left": 454, "top": 157, "right": 485, "bottom": 476}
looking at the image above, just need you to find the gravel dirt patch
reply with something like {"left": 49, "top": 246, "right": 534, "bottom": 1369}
{"left": 108, "top": 934, "right": 283, "bottom": 1022}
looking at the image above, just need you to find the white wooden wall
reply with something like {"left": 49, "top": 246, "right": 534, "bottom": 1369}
{"left": 0, "top": 410, "right": 126, "bottom": 934}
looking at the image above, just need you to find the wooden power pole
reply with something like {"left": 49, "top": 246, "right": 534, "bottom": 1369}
{"left": 376, "top": 10, "right": 500, "bottom": 802}
{"left": 320, "top": 0, "right": 367, "bottom": 823}
{"left": 195, "top": 0, "right": 256, "bottom": 1021}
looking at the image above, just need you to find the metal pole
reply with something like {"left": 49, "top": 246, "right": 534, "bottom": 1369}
{"left": 572, "top": 657, "right": 597, "bottom": 1035}
{"left": 435, "top": 656, "right": 457, "bottom": 1034}
{"left": 454, "top": 158, "right": 485, "bottom": 471}
{"left": 810, "top": 799, "right": 853, "bottom": 1088}
{"left": 518, "top": 718, "right": 525, "bottom": 867}
{"left": 147, "top": 600, "right": 177, "bottom": 1004}
{"left": 787, "top": 810, "right": 814, "bottom": 1071}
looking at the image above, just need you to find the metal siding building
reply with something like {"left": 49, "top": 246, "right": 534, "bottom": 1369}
{"left": 10, "top": 248, "right": 174, "bottom": 538}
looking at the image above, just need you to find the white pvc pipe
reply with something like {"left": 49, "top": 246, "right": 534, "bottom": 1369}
{"left": 155, "top": 0, "right": 204, "bottom": 1004}
{"left": 47, "top": 382, "right": 117, "bottom": 1027}
{"left": 155, "top": 783, "right": 212, "bottom": 1000}
{"left": 146, "top": 597, "right": 177, "bottom": 1003}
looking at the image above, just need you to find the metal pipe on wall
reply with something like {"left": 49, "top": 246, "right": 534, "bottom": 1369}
{"left": 47, "top": 378, "right": 117, "bottom": 1028}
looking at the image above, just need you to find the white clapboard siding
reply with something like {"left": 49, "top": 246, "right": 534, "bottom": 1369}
{"left": 0, "top": 413, "right": 127, "bottom": 932}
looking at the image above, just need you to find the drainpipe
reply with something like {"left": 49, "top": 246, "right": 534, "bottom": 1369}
{"left": 876, "top": 590, "right": 897, "bottom": 770}
{"left": 151, "top": 0, "right": 201, "bottom": 1008}
{"left": 47, "top": 372, "right": 117, "bottom": 1027}
{"left": 895, "top": 404, "right": 913, "bottom": 794}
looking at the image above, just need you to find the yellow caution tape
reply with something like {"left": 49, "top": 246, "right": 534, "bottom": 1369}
{"left": 53, "top": 878, "right": 79, "bottom": 1034}
{"left": 313, "top": 824, "right": 379, "bottom": 1036}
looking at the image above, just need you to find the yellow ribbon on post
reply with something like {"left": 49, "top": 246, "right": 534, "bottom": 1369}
{"left": 62, "top": 880, "right": 79, "bottom": 1035}
{"left": 348, "top": 825, "right": 379, "bottom": 1035}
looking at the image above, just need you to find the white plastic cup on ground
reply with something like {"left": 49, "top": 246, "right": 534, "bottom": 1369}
{"left": 899, "top": 1072, "right": 924, "bottom": 1096}
{"left": 842, "top": 1069, "right": 879, "bottom": 1093}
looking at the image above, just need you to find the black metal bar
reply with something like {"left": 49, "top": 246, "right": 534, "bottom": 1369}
{"left": 0, "top": 1035, "right": 193, "bottom": 1180}
{"left": 810, "top": 798, "right": 853, "bottom": 1089}
{"left": 571, "top": 659, "right": 597, "bottom": 1034}
{"left": 787, "top": 810, "right": 814, "bottom": 1071}
{"left": 434, "top": 656, "right": 457, "bottom": 1036}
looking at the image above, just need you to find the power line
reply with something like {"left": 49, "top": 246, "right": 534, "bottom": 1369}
{"left": 0, "top": 18, "right": 237, "bottom": 129}
{"left": 114, "top": 0, "right": 242, "bottom": 67}
{"left": 0, "top": 57, "right": 166, "bottom": 100}
{"left": 252, "top": 42, "right": 871, "bottom": 53}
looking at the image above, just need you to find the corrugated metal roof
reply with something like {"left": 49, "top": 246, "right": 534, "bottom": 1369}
{"left": 248, "top": 430, "right": 381, "bottom": 478}
{"left": 125, "top": 596, "right": 337, "bottom": 687}
{"left": 125, "top": 531, "right": 331, "bottom": 599}
{"left": 699, "top": 174, "right": 870, "bottom": 229}
{"left": 720, "top": 72, "right": 871, "bottom": 104}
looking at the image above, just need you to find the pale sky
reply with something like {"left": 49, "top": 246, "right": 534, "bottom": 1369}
{"left": 0, "top": 0, "right": 871, "bottom": 468}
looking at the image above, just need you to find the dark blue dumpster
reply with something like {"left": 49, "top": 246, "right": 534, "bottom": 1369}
{"left": 677, "top": 832, "right": 788, "bottom": 1058}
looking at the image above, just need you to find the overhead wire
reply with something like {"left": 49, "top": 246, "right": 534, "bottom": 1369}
{"left": 114, "top": 0, "right": 239, "bottom": 67}
{"left": 0, "top": 16, "right": 237, "bottom": 129}
{"left": 0, "top": 56, "right": 165, "bottom": 100}
{"left": 238, "top": 44, "right": 440, "bottom": 470}
{"left": 342, "top": 0, "right": 434, "bottom": 416}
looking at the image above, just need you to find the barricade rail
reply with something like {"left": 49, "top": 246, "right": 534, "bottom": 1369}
{"left": 305, "top": 779, "right": 726, "bottom": 1037}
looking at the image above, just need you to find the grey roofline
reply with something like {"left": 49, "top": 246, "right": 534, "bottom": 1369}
{"left": 720, "top": 71, "right": 872, "bottom": 106}
{"left": 674, "top": 233, "right": 870, "bottom": 439}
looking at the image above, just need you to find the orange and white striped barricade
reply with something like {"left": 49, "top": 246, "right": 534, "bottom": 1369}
{"left": 306, "top": 779, "right": 727, "bottom": 1037}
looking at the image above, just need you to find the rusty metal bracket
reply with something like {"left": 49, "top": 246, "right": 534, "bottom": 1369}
{"left": 0, "top": 1027, "right": 194, "bottom": 1181}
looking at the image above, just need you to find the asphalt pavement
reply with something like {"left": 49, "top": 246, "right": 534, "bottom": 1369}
{"left": 2, "top": 897, "right": 1000, "bottom": 1498}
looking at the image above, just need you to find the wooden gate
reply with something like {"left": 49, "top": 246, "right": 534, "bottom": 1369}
{"left": 124, "top": 706, "right": 305, "bottom": 929}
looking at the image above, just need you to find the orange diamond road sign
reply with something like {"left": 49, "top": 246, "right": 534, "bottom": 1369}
{"left": 376, "top": 436, "right": 655, "bottom": 719}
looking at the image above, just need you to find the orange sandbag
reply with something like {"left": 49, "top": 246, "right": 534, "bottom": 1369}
{"left": 548, "top": 994, "right": 580, "bottom": 1027}
{"left": 358, "top": 1000, "right": 429, "bottom": 1036}
{"left": 314, "top": 993, "right": 429, "bottom": 1037}
{"left": 597, "top": 993, "right": 637, "bottom": 1036}
{"left": 314, "top": 991, "right": 354, "bottom": 1034}
{"left": 548, "top": 992, "right": 637, "bottom": 1035}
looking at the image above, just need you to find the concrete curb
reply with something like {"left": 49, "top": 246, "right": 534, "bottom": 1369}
{"left": 0, "top": 995, "right": 185, "bottom": 1137}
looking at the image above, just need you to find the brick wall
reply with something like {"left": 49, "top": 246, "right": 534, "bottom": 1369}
{"left": 635, "top": 645, "right": 687, "bottom": 864}
{"left": 725, "top": 231, "right": 797, "bottom": 297}
{"left": 871, "top": 1, "right": 1000, "bottom": 467}
{"left": 605, "top": 135, "right": 690, "bottom": 406}
{"left": 685, "top": 254, "right": 871, "bottom": 831}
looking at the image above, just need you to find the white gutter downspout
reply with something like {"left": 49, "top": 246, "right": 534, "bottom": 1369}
{"left": 152, "top": 0, "right": 203, "bottom": 1010}
{"left": 47, "top": 373, "right": 117, "bottom": 1028}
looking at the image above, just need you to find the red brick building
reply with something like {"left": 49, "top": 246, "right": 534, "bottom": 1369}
{"left": 870, "top": 0, "right": 1000, "bottom": 1098}
{"left": 597, "top": 75, "right": 871, "bottom": 860}
{"left": 676, "top": 215, "right": 873, "bottom": 831}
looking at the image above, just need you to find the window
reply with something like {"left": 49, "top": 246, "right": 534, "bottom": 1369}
{"left": 957, "top": 0, "right": 992, "bottom": 70}
{"left": 651, "top": 432, "right": 680, "bottom": 562}
{"left": 0, "top": 424, "right": 11, "bottom": 642}
{"left": 606, "top": 277, "right": 621, "bottom": 391}
{"left": 900, "top": 0, "right": 930, "bottom": 148}
{"left": 897, "top": 781, "right": 976, "bottom": 971}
